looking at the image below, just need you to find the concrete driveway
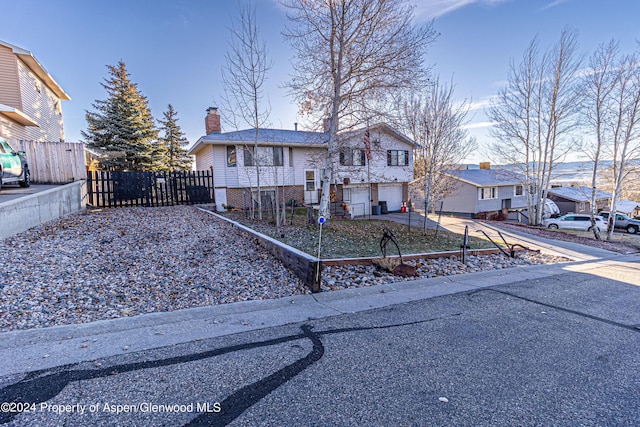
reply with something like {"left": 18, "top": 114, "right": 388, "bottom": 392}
{"left": 370, "top": 211, "right": 621, "bottom": 261}
{"left": 0, "top": 184, "right": 60, "bottom": 203}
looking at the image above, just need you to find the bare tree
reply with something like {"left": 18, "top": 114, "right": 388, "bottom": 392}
{"left": 397, "top": 75, "right": 477, "bottom": 234}
{"left": 220, "top": 1, "right": 271, "bottom": 219}
{"left": 282, "top": 0, "right": 437, "bottom": 218}
{"left": 601, "top": 50, "right": 640, "bottom": 239}
{"left": 487, "top": 29, "right": 583, "bottom": 225}
{"left": 581, "top": 40, "right": 619, "bottom": 239}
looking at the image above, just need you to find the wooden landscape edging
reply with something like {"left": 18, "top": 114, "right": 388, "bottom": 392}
{"left": 197, "top": 207, "right": 506, "bottom": 293}
{"left": 197, "top": 208, "right": 322, "bottom": 293}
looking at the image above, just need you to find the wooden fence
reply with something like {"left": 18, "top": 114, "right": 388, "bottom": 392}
{"left": 87, "top": 170, "right": 215, "bottom": 207}
{"left": 11, "top": 140, "right": 87, "bottom": 184}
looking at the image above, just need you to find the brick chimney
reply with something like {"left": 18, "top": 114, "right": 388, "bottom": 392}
{"left": 205, "top": 107, "right": 221, "bottom": 134}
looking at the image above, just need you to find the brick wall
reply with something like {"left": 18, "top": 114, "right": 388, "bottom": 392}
{"left": 226, "top": 185, "right": 305, "bottom": 210}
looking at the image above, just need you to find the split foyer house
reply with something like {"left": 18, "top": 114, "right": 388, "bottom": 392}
{"left": 438, "top": 167, "right": 529, "bottom": 218}
{"left": 187, "top": 108, "right": 418, "bottom": 216}
{"left": 0, "top": 39, "right": 70, "bottom": 142}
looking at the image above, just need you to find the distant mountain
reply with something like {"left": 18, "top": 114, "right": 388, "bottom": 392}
{"left": 496, "top": 160, "right": 640, "bottom": 185}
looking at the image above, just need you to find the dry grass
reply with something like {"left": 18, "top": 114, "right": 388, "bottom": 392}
{"left": 221, "top": 209, "right": 494, "bottom": 259}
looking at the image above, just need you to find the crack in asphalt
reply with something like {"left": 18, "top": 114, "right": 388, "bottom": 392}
{"left": 0, "top": 315, "right": 457, "bottom": 425}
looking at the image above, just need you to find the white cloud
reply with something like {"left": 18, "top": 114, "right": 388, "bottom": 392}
{"left": 413, "top": 0, "right": 513, "bottom": 20}
{"left": 463, "top": 121, "right": 496, "bottom": 130}
{"left": 541, "top": 0, "right": 571, "bottom": 11}
{"left": 468, "top": 97, "right": 495, "bottom": 112}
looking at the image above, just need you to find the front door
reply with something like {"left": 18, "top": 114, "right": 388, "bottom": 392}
{"left": 304, "top": 170, "right": 318, "bottom": 204}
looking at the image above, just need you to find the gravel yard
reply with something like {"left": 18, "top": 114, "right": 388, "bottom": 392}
{"left": 0, "top": 206, "right": 308, "bottom": 332}
{"left": 1, "top": 206, "right": 568, "bottom": 332}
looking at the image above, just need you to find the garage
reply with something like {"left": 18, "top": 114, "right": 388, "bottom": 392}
{"left": 377, "top": 183, "right": 403, "bottom": 212}
{"left": 346, "top": 186, "right": 370, "bottom": 216}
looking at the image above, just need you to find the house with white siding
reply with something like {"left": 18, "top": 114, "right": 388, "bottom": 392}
{"left": 187, "top": 108, "right": 418, "bottom": 215}
{"left": 0, "top": 39, "right": 70, "bottom": 142}
{"left": 439, "top": 167, "right": 529, "bottom": 218}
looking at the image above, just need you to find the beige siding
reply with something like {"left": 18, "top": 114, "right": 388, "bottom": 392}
{"left": 194, "top": 144, "right": 214, "bottom": 171}
{"left": 18, "top": 61, "right": 65, "bottom": 141}
{"left": 0, "top": 45, "right": 21, "bottom": 108}
{"left": 0, "top": 116, "right": 31, "bottom": 140}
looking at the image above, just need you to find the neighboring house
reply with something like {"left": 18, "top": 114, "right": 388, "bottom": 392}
{"left": 613, "top": 199, "right": 640, "bottom": 217}
{"left": 187, "top": 108, "right": 417, "bottom": 215}
{"left": 0, "top": 39, "right": 70, "bottom": 142}
{"left": 546, "top": 186, "right": 611, "bottom": 215}
{"left": 439, "top": 168, "right": 528, "bottom": 218}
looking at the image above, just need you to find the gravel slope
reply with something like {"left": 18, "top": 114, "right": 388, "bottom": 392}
{"left": 0, "top": 206, "right": 307, "bottom": 332}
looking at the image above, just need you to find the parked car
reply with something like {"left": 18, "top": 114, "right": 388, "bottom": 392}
{"left": 0, "top": 137, "right": 30, "bottom": 191}
{"left": 542, "top": 214, "right": 608, "bottom": 232}
{"left": 598, "top": 211, "right": 640, "bottom": 234}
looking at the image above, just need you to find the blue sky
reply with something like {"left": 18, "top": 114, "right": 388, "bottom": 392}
{"left": 2, "top": 0, "right": 639, "bottom": 163}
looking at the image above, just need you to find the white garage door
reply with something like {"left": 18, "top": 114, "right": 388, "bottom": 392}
{"left": 348, "top": 186, "right": 370, "bottom": 216}
{"left": 378, "top": 184, "right": 403, "bottom": 212}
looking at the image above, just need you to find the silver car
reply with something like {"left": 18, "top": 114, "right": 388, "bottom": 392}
{"left": 542, "top": 214, "right": 608, "bottom": 232}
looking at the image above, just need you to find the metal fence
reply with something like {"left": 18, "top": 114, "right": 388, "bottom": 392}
{"left": 86, "top": 170, "right": 214, "bottom": 207}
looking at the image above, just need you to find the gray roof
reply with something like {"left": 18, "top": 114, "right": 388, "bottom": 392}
{"left": 444, "top": 169, "right": 525, "bottom": 187}
{"left": 187, "top": 122, "right": 418, "bottom": 155}
{"left": 616, "top": 199, "right": 640, "bottom": 213}
{"left": 547, "top": 186, "right": 611, "bottom": 202}
{"left": 187, "top": 128, "right": 327, "bottom": 155}
{"left": 200, "top": 128, "right": 327, "bottom": 145}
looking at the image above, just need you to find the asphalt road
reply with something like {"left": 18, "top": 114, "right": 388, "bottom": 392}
{"left": 2, "top": 257, "right": 639, "bottom": 426}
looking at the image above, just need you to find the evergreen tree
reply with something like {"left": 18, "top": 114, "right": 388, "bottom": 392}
{"left": 82, "top": 61, "right": 161, "bottom": 171}
{"left": 158, "top": 104, "right": 192, "bottom": 171}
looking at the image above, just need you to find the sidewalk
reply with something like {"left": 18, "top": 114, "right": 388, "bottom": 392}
{"left": 371, "top": 211, "right": 621, "bottom": 261}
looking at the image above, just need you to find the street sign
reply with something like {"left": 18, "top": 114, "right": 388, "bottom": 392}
{"left": 318, "top": 216, "right": 325, "bottom": 225}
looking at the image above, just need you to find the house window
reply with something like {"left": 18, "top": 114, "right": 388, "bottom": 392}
{"left": 339, "top": 148, "right": 366, "bottom": 166}
{"left": 514, "top": 185, "right": 523, "bottom": 196}
{"left": 227, "top": 146, "right": 236, "bottom": 167}
{"left": 479, "top": 187, "right": 498, "bottom": 200}
{"left": 243, "top": 146, "right": 284, "bottom": 166}
{"left": 343, "top": 188, "right": 351, "bottom": 202}
{"left": 387, "top": 150, "right": 409, "bottom": 166}
{"left": 579, "top": 202, "right": 585, "bottom": 212}
{"left": 289, "top": 147, "right": 293, "bottom": 167}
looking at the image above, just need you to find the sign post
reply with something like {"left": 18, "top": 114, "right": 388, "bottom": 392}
{"left": 315, "top": 216, "right": 325, "bottom": 285}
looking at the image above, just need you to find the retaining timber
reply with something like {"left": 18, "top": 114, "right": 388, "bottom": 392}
{"left": 197, "top": 208, "right": 322, "bottom": 293}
